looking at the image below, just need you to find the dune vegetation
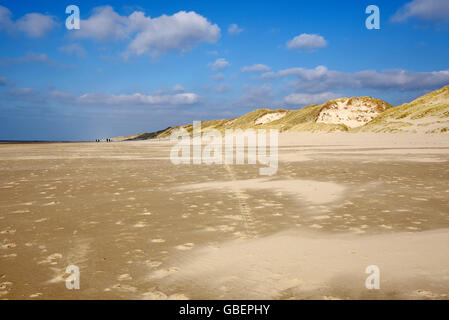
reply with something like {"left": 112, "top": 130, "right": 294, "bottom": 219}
{"left": 113, "top": 86, "right": 449, "bottom": 140}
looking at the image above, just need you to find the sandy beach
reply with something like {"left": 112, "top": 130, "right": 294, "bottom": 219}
{"left": 1, "top": 132, "right": 449, "bottom": 299}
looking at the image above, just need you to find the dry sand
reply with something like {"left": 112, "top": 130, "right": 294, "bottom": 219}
{"left": 0, "top": 132, "right": 449, "bottom": 299}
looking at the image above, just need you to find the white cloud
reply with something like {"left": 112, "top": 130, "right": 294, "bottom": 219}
{"left": 228, "top": 23, "right": 243, "bottom": 35}
{"left": 6, "top": 87, "right": 200, "bottom": 108}
{"left": 392, "top": 0, "right": 449, "bottom": 23}
{"left": 262, "top": 65, "right": 329, "bottom": 80}
{"left": 208, "top": 58, "right": 230, "bottom": 70}
{"left": 127, "top": 11, "right": 220, "bottom": 57}
{"left": 287, "top": 33, "right": 327, "bottom": 50}
{"left": 59, "top": 44, "right": 87, "bottom": 58}
{"left": 284, "top": 92, "right": 341, "bottom": 106}
{"left": 16, "top": 13, "right": 57, "bottom": 37}
{"left": 0, "top": 6, "right": 13, "bottom": 31}
{"left": 77, "top": 92, "right": 199, "bottom": 106}
{"left": 172, "top": 84, "right": 185, "bottom": 93}
{"left": 0, "top": 6, "right": 57, "bottom": 38}
{"left": 74, "top": 7, "right": 220, "bottom": 58}
{"left": 75, "top": 6, "right": 129, "bottom": 41}
{"left": 263, "top": 65, "right": 449, "bottom": 92}
{"left": 242, "top": 64, "right": 271, "bottom": 73}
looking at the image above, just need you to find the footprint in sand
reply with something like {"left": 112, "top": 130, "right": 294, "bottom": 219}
{"left": 411, "top": 197, "right": 429, "bottom": 202}
{"left": 0, "top": 228, "right": 16, "bottom": 235}
{"left": 314, "top": 215, "right": 331, "bottom": 220}
{"left": 133, "top": 221, "right": 148, "bottom": 228}
{"left": 151, "top": 267, "right": 179, "bottom": 279}
{"left": 323, "top": 295, "right": 343, "bottom": 300}
{"left": 0, "top": 281, "right": 13, "bottom": 297}
{"left": 38, "top": 253, "right": 62, "bottom": 265}
{"left": 0, "top": 242, "right": 16, "bottom": 250}
{"left": 109, "top": 284, "right": 138, "bottom": 293}
{"left": 175, "top": 243, "right": 194, "bottom": 251}
{"left": 142, "top": 291, "right": 188, "bottom": 300}
{"left": 142, "top": 291, "right": 168, "bottom": 300}
{"left": 146, "top": 260, "right": 162, "bottom": 268}
{"left": 117, "top": 274, "right": 132, "bottom": 281}
{"left": 218, "top": 225, "right": 235, "bottom": 232}
{"left": 42, "top": 202, "right": 56, "bottom": 206}
{"left": 12, "top": 209, "right": 30, "bottom": 214}
{"left": 415, "top": 289, "right": 439, "bottom": 298}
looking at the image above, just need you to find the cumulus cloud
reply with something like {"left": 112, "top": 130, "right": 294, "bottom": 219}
{"left": 284, "top": 92, "right": 341, "bottom": 106}
{"left": 391, "top": 0, "right": 449, "bottom": 23}
{"left": 242, "top": 64, "right": 271, "bottom": 73}
{"left": 127, "top": 11, "right": 220, "bottom": 57}
{"left": 287, "top": 33, "right": 327, "bottom": 50}
{"left": 228, "top": 23, "right": 243, "bottom": 35}
{"left": 0, "top": 6, "right": 57, "bottom": 37}
{"left": 16, "top": 13, "right": 57, "bottom": 37}
{"left": 75, "top": 6, "right": 129, "bottom": 41}
{"left": 262, "top": 65, "right": 449, "bottom": 92}
{"left": 208, "top": 58, "right": 230, "bottom": 70}
{"left": 0, "top": 6, "right": 13, "bottom": 31}
{"left": 59, "top": 44, "right": 87, "bottom": 58}
{"left": 74, "top": 6, "right": 220, "bottom": 57}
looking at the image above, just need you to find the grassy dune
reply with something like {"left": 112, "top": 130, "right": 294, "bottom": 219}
{"left": 357, "top": 85, "right": 449, "bottom": 133}
{"left": 113, "top": 86, "right": 449, "bottom": 140}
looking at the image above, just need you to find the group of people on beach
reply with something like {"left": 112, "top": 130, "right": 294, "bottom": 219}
{"left": 95, "top": 139, "right": 111, "bottom": 142}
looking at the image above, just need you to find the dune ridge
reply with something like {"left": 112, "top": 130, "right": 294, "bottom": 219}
{"left": 113, "top": 85, "right": 449, "bottom": 141}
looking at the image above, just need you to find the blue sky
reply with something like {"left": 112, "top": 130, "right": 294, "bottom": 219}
{"left": 0, "top": 0, "right": 448, "bottom": 140}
